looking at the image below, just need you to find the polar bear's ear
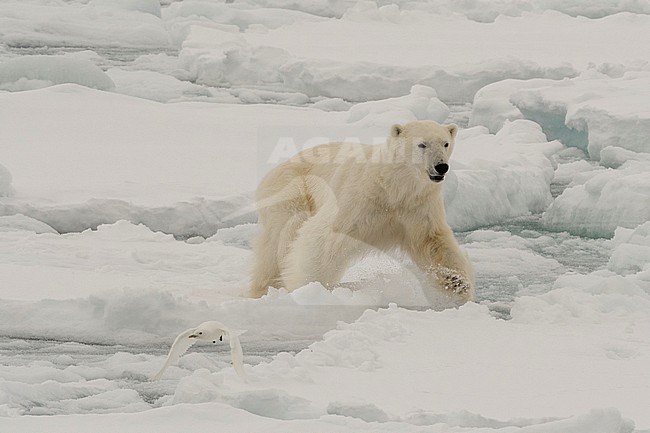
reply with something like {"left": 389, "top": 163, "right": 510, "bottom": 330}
{"left": 391, "top": 124, "right": 403, "bottom": 137}
{"left": 446, "top": 123, "right": 458, "bottom": 139}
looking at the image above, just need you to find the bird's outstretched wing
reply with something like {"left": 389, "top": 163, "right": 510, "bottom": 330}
{"left": 226, "top": 329, "right": 248, "bottom": 381}
{"left": 151, "top": 328, "right": 197, "bottom": 381}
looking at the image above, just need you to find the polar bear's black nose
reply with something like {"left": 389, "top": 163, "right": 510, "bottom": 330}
{"left": 435, "top": 163, "right": 449, "bottom": 174}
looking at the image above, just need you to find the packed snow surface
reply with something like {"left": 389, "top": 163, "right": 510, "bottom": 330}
{"left": 1, "top": 1, "right": 650, "bottom": 432}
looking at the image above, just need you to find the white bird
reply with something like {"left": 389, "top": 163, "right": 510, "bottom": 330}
{"left": 152, "top": 321, "right": 248, "bottom": 381}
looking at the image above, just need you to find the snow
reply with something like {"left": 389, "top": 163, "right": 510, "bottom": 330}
{"left": 179, "top": 21, "right": 576, "bottom": 104}
{"left": 0, "top": 85, "right": 341, "bottom": 236}
{"left": 0, "top": 1, "right": 169, "bottom": 48}
{"left": 1, "top": 1, "right": 650, "bottom": 432}
{"left": 0, "top": 86, "right": 564, "bottom": 236}
{"left": 3, "top": 2, "right": 648, "bottom": 105}
{"left": 239, "top": 10, "right": 648, "bottom": 96}
{"left": 164, "top": 2, "right": 325, "bottom": 30}
{"left": 4, "top": 294, "right": 648, "bottom": 428}
{"left": 347, "top": 85, "right": 450, "bottom": 127}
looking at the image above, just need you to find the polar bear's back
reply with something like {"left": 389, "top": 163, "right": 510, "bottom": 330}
{"left": 259, "top": 141, "right": 376, "bottom": 194}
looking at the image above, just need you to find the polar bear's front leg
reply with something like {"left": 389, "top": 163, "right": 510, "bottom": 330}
{"left": 406, "top": 228, "right": 475, "bottom": 306}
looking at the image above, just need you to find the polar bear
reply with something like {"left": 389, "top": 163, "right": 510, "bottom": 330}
{"left": 249, "top": 120, "right": 474, "bottom": 305}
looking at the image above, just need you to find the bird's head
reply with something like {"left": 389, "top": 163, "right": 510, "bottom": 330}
{"left": 188, "top": 322, "right": 225, "bottom": 343}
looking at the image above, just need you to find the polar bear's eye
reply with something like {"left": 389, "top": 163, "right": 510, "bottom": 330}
{"left": 444, "top": 142, "right": 449, "bottom": 148}
{"left": 417, "top": 143, "right": 426, "bottom": 149}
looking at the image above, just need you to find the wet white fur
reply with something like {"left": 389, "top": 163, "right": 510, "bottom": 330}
{"left": 250, "top": 121, "right": 474, "bottom": 306}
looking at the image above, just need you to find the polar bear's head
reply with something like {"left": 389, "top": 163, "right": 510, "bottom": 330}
{"left": 389, "top": 120, "right": 458, "bottom": 183}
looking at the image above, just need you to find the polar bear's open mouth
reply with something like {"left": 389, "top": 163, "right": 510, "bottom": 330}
{"left": 427, "top": 171, "right": 445, "bottom": 182}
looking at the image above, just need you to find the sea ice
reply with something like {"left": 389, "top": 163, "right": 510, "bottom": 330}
{"left": 470, "top": 71, "right": 650, "bottom": 161}
{"left": 0, "top": 214, "right": 58, "bottom": 234}
{"left": 542, "top": 160, "right": 650, "bottom": 237}
{"left": 0, "top": 56, "right": 115, "bottom": 92}
{"left": 0, "top": 163, "right": 13, "bottom": 197}
{"left": 106, "top": 69, "right": 211, "bottom": 102}
{"left": 608, "top": 221, "right": 650, "bottom": 276}
{"left": 445, "top": 120, "right": 563, "bottom": 230}
{"left": 1, "top": 2, "right": 650, "bottom": 431}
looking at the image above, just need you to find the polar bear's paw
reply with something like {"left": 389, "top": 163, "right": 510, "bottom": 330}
{"left": 432, "top": 265, "right": 472, "bottom": 295}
